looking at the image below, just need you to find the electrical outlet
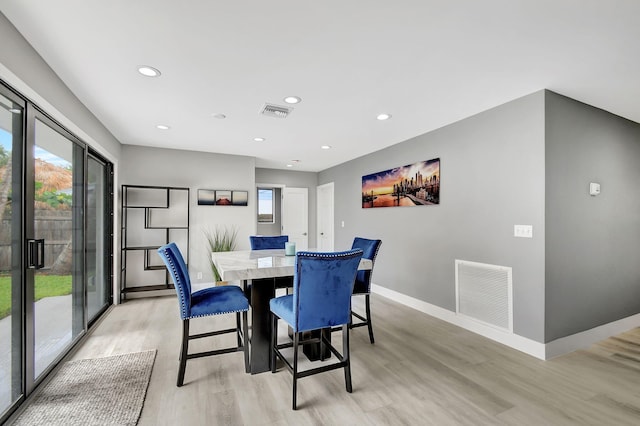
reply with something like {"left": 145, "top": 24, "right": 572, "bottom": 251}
{"left": 514, "top": 225, "right": 533, "bottom": 238}
{"left": 196, "top": 272, "right": 203, "bottom": 280}
{"left": 341, "top": 221, "right": 345, "bottom": 228}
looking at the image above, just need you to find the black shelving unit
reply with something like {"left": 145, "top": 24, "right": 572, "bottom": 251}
{"left": 120, "top": 185, "right": 189, "bottom": 299}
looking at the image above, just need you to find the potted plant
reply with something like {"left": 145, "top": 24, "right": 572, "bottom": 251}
{"left": 204, "top": 225, "right": 238, "bottom": 283}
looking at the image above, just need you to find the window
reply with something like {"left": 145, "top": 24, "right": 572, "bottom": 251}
{"left": 258, "top": 188, "right": 274, "bottom": 223}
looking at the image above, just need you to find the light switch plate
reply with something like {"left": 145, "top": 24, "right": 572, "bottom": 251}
{"left": 514, "top": 225, "right": 533, "bottom": 238}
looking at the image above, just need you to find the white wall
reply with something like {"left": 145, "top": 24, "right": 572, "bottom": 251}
{"left": 0, "top": 13, "right": 121, "bottom": 163}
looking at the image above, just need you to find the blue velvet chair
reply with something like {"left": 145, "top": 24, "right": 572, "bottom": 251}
{"left": 350, "top": 237, "right": 382, "bottom": 343}
{"left": 249, "top": 235, "right": 293, "bottom": 289}
{"left": 270, "top": 249, "right": 364, "bottom": 410}
{"left": 249, "top": 235, "right": 289, "bottom": 250}
{"left": 157, "top": 242, "right": 250, "bottom": 386}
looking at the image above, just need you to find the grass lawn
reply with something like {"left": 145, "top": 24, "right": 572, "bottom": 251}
{"left": 0, "top": 275, "right": 72, "bottom": 319}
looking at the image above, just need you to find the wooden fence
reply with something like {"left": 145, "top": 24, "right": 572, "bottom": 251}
{"left": 0, "top": 210, "right": 72, "bottom": 273}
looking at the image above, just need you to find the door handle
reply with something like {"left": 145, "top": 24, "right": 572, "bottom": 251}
{"left": 27, "top": 239, "right": 45, "bottom": 269}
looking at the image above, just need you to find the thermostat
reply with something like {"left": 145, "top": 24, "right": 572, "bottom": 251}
{"left": 589, "top": 182, "right": 600, "bottom": 196}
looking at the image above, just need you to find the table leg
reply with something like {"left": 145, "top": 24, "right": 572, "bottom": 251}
{"left": 302, "top": 328, "right": 332, "bottom": 360}
{"left": 249, "top": 278, "right": 275, "bottom": 374}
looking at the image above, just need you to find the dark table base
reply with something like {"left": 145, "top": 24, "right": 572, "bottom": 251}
{"left": 248, "top": 278, "right": 330, "bottom": 373}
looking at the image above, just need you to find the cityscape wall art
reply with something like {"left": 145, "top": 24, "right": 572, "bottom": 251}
{"left": 362, "top": 158, "right": 440, "bottom": 208}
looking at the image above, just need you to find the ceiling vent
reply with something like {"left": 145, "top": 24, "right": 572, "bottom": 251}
{"left": 261, "top": 103, "right": 292, "bottom": 118}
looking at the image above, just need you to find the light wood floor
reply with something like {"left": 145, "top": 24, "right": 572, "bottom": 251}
{"left": 68, "top": 294, "right": 640, "bottom": 425}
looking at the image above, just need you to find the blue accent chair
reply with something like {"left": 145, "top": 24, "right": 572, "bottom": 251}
{"left": 158, "top": 243, "right": 250, "bottom": 386}
{"left": 270, "top": 249, "right": 364, "bottom": 410}
{"left": 249, "top": 235, "right": 293, "bottom": 289}
{"left": 350, "top": 237, "right": 382, "bottom": 343}
{"left": 249, "top": 235, "right": 289, "bottom": 250}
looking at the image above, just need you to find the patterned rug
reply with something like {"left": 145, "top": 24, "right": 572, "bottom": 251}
{"left": 13, "top": 350, "right": 156, "bottom": 426}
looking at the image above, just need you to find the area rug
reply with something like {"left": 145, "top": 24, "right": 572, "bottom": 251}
{"left": 13, "top": 350, "right": 156, "bottom": 426}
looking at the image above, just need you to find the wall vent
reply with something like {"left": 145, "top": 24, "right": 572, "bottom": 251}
{"left": 455, "top": 260, "right": 513, "bottom": 332}
{"left": 261, "top": 103, "right": 292, "bottom": 118}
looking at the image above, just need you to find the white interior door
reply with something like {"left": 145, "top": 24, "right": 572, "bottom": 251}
{"left": 317, "top": 182, "right": 334, "bottom": 251}
{"left": 282, "top": 187, "right": 308, "bottom": 250}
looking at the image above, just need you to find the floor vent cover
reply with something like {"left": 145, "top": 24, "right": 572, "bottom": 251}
{"left": 455, "top": 260, "right": 513, "bottom": 332}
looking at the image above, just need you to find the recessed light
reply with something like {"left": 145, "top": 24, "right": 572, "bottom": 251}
{"left": 156, "top": 124, "right": 170, "bottom": 130}
{"left": 321, "top": 145, "right": 331, "bottom": 150}
{"left": 376, "top": 113, "right": 392, "bottom": 121}
{"left": 254, "top": 137, "right": 265, "bottom": 142}
{"left": 284, "top": 96, "right": 301, "bottom": 104}
{"left": 286, "top": 164, "right": 293, "bottom": 168}
{"left": 138, "top": 66, "right": 161, "bottom": 77}
{"left": 212, "top": 113, "right": 226, "bottom": 119}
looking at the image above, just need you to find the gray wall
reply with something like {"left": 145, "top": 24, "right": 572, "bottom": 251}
{"left": 545, "top": 91, "right": 640, "bottom": 341}
{"left": 320, "top": 91, "right": 547, "bottom": 342}
{"left": 0, "top": 13, "right": 121, "bottom": 161}
{"left": 255, "top": 168, "right": 319, "bottom": 248}
{"left": 120, "top": 145, "right": 256, "bottom": 283}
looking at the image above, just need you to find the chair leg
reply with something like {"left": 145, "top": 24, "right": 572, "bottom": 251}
{"left": 342, "top": 324, "right": 352, "bottom": 393}
{"left": 271, "top": 313, "right": 278, "bottom": 374}
{"left": 320, "top": 328, "right": 326, "bottom": 361}
{"left": 243, "top": 310, "right": 250, "bottom": 373}
{"left": 292, "top": 332, "right": 299, "bottom": 410}
{"left": 236, "top": 312, "right": 242, "bottom": 348}
{"left": 177, "top": 319, "right": 189, "bottom": 387}
{"left": 365, "top": 294, "right": 375, "bottom": 344}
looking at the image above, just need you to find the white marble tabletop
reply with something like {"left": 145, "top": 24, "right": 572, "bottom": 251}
{"left": 211, "top": 249, "right": 372, "bottom": 282}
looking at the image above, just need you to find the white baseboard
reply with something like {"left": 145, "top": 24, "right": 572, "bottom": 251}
{"left": 544, "top": 312, "right": 640, "bottom": 359}
{"left": 371, "top": 283, "right": 640, "bottom": 360}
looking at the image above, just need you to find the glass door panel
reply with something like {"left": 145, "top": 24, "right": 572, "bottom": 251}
{"left": 32, "top": 118, "right": 84, "bottom": 379}
{"left": 87, "top": 155, "right": 110, "bottom": 322}
{"left": 0, "top": 92, "right": 24, "bottom": 416}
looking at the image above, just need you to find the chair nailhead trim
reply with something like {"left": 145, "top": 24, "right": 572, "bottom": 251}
{"left": 161, "top": 247, "right": 249, "bottom": 320}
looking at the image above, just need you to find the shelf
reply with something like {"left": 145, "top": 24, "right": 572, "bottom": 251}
{"left": 144, "top": 265, "right": 166, "bottom": 271}
{"left": 144, "top": 226, "right": 189, "bottom": 230}
{"left": 122, "top": 284, "right": 175, "bottom": 293}
{"left": 121, "top": 185, "right": 189, "bottom": 300}
{"left": 123, "top": 245, "right": 161, "bottom": 251}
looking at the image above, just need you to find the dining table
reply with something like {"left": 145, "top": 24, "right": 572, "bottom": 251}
{"left": 211, "top": 249, "right": 372, "bottom": 374}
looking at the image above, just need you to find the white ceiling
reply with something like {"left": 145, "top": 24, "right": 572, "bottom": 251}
{"left": 2, "top": 1, "right": 639, "bottom": 172}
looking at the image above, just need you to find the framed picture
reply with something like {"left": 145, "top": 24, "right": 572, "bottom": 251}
{"left": 362, "top": 158, "right": 440, "bottom": 208}
{"left": 199, "top": 189, "right": 249, "bottom": 206}
{"left": 215, "top": 190, "right": 232, "bottom": 205}
{"left": 232, "top": 190, "right": 248, "bottom": 206}
{"left": 197, "top": 189, "right": 216, "bottom": 205}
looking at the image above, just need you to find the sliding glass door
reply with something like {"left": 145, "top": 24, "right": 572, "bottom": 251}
{"left": 0, "top": 86, "right": 25, "bottom": 418}
{"left": 0, "top": 80, "right": 113, "bottom": 422}
{"left": 30, "top": 116, "right": 85, "bottom": 380}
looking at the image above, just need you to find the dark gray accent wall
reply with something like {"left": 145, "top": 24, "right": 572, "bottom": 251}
{"left": 255, "top": 168, "right": 319, "bottom": 248}
{"left": 320, "top": 91, "right": 547, "bottom": 342}
{"left": 545, "top": 91, "right": 640, "bottom": 342}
